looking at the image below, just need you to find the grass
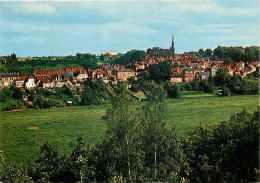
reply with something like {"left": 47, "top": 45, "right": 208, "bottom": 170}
{"left": 0, "top": 92, "right": 258, "bottom": 164}
{"left": 128, "top": 89, "right": 147, "bottom": 100}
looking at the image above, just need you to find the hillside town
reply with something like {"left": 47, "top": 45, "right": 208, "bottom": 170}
{"left": 1, "top": 37, "right": 259, "bottom": 90}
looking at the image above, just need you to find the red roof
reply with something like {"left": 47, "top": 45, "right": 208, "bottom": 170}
{"left": 19, "top": 75, "right": 29, "bottom": 80}
{"left": 251, "top": 62, "right": 259, "bottom": 67}
{"left": 97, "top": 69, "right": 105, "bottom": 75}
{"left": 172, "top": 66, "right": 179, "bottom": 72}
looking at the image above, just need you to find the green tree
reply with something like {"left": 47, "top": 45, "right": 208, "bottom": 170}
{"left": 224, "top": 57, "right": 233, "bottom": 64}
{"left": 198, "top": 49, "right": 205, "bottom": 57}
{"left": 221, "top": 85, "right": 230, "bottom": 96}
{"left": 213, "top": 46, "right": 226, "bottom": 59}
{"left": 103, "top": 83, "right": 138, "bottom": 182}
{"left": 205, "top": 48, "right": 213, "bottom": 57}
{"left": 139, "top": 81, "right": 187, "bottom": 181}
{"left": 147, "top": 48, "right": 152, "bottom": 54}
{"left": 143, "top": 70, "right": 150, "bottom": 81}
{"left": 214, "top": 67, "right": 231, "bottom": 86}
{"left": 148, "top": 61, "right": 172, "bottom": 83}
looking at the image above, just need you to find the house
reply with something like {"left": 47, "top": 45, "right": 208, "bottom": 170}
{"left": 172, "top": 66, "right": 181, "bottom": 77}
{"left": 0, "top": 72, "right": 19, "bottom": 88}
{"left": 170, "top": 77, "right": 182, "bottom": 84}
{"left": 182, "top": 67, "right": 195, "bottom": 82}
{"left": 62, "top": 72, "right": 73, "bottom": 81}
{"left": 112, "top": 69, "right": 136, "bottom": 82}
{"left": 25, "top": 76, "right": 35, "bottom": 89}
{"left": 15, "top": 75, "right": 29, "bottom": 89}
{"left": 96, "top": 69, "right": 106, "bottom": 79}
{"left": 211, "top": 63, "right": 217, "bottom": 76}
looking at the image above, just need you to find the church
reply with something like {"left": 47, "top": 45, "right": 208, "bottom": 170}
{"left": 149, "top": 35, "right": 175, "bottom": 58}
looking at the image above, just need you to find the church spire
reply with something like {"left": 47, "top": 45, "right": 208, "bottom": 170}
{"left": 171, "top": 33, "right": 174, "bottom": 48}
{"left": 170, "top": 33, "right": 175, "bottom": 60}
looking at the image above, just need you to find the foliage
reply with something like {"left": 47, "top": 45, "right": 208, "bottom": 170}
{"left": 0, "top": 164, "right": 33, "bottom": 183}
{"left": 213, "top": 46, "right": 259, "bottom": 62}
{"left": 221, "top": 85, "right": 230, "bottom": 96}
{"left": 2, "top": 53, "right": 98, "bottom": 75}
{"left": 0, "top": 87, "right": 25, "bottom": 111}
{"left": 214, "top": 67, "right": 231, "bottom": 86}
{"left": 148, "top": 61, "right": 173, "bottom": 83}
{"left": 112, "top": 50, "right": 146, "bottom": 65}
{"left": 164, "top": 82, "right": 182, "bottom": 99}
{"left": 81, "top": 80, "right": 111, "bottom": 105}
{"left": 183, "top": 108, "right": 259, "bottom": 182}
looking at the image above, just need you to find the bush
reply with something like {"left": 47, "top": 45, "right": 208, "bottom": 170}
{"left": 221, "top": 85, "right": 230, "bottom": 96}
{"left": 167, "top": 84, "right": 181, "bottom": 99}
{"left": 130, "top": 85, "right": 138, "bottom": 92}
{"left": 1, "top": 99, "right": 25, "bottom": 111}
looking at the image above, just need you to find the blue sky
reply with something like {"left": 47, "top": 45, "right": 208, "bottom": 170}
{"left": 0, "top": 0, "right": 259, "bottom": 57}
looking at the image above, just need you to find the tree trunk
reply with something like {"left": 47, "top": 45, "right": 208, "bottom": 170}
{"left": 155, "top": 143, "right": 157, "bottom": 173}
{"left": 126, "top": 135, "right": 132, "bottom": 182}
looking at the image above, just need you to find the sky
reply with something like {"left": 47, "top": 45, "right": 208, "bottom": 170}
{"left": 0, "top": 0, "right": 259, "bottom": 57}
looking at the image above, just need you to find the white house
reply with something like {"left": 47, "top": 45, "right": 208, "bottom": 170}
{"left": 25, "top": 78, "right": 35, "bottom": 89}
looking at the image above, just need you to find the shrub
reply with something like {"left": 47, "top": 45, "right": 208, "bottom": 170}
{"left": 221, "top": 85, "right": 230, "bottom": 96}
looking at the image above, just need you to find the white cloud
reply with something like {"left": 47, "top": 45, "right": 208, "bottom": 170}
{"left": 10, "top": 36, "right": 45, "bottom": 44}
{"left": 4, "top": 22, "right": 50, "bottom": 33}
{"left": 11, "top": 2, "right": 56, "bottom": 14}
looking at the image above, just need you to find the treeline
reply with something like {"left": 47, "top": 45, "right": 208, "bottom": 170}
{"left": 0, "top": 82, "right": 259, "bottom": 182}
{"left": 1, "top": 53, "right": 98, "bottom": 75}
{"left": 182, "top": 68, "right": 259, "bottom": 96}
{"left": 189, "top": 46, "right": 259, "bottom": 63}
{"left": 111, "top": 50, "right": 146, "bottom": 65}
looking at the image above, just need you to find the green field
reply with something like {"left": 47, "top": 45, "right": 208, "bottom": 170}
{"left": 0, "top": 92, "right": 258, "bottom": 164}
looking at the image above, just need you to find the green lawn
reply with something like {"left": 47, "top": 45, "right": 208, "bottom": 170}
{"left": 0, "top": 93, "right": 258, "bottom": 164}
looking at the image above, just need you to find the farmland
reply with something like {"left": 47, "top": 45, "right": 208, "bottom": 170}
{"left": 0, "top": 92, "right": 258, "bottom": 164}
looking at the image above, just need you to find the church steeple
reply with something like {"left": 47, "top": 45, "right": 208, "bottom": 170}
{"left": 170, "top": 33, "right": 175, "bottom": 60}
{"left": 171, "top": 33, "right": 174, "bottom": 49}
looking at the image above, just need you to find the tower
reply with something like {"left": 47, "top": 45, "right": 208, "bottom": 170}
{"left": 170, "top": 33, "right": 175, "bottom": 57}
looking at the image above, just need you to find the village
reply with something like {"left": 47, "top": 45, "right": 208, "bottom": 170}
{"left": 0, "top": 50, "right": 259, "bottom": 90}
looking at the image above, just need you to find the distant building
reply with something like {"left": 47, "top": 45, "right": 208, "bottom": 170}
{"left": 25, "top": 76, "right": 35, "bottom": 89}
{"left": 0, "top": 72, "right": 19, "bottom": 88}
{"left": 112, "top": 69, "right": 136, "bottom": 82}
{"left": 150, "top": 35, "right": 175, "bottom": 59}
{"left": 183, "top": 67, "right": 195, "bottom": 82}
{"left": 100, "top": 50, "right": 117, "bottom": 56}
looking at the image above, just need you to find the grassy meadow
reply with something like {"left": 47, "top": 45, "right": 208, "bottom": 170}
{"left": 0, "top": 92, "right": 258, "bottom": 164}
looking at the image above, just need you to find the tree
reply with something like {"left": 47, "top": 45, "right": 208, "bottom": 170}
{"left": 128, "top": 76, "right": 135, "bottom": 84}
{"left": 165, "top": 83, "right": 181, "bottom": 99}
{"left": 112, "top": 50, "right": 146, "bottom": 65}
{"left": 147, "top": 48, "right": 151, "bottom": 54}
{"left": 148, "top": 61, "right": 172, "bottom": 83}
{"left": 207, "top": 73, "right": 215, "bottom": 93}
{"left": 224, "top": 57, "right": 233, "bottom": 64}
{"left": 244, "top": 48, "right": 256, "bottom": 62}
{"left": 198, "top": 49, "right": 205, "bottom": 57}
{"left": 103, "top": 83, "right": 137, "bottom": 182}
{"left": 142, "top": 70, "right": 150, "bottom": 81}
{"left": 213, "top": 46, "right": 226, "bottom": 59}
{"left": 214, "top": 67, "right": 231, "bottom": 86}
{"left": 139, "top": 81, "right": 187, "bottom": 180}
{"left": 221, "top": 85, "right": 230, "bottom": 96}
{"left": 205, "top": 48, "right": 213, "bottom": 57}
{"left": 10, "top": 53, "right": 17, "bottom": 61}
{"left": 184, "top": 108, "right": 259, "bottom": 182}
